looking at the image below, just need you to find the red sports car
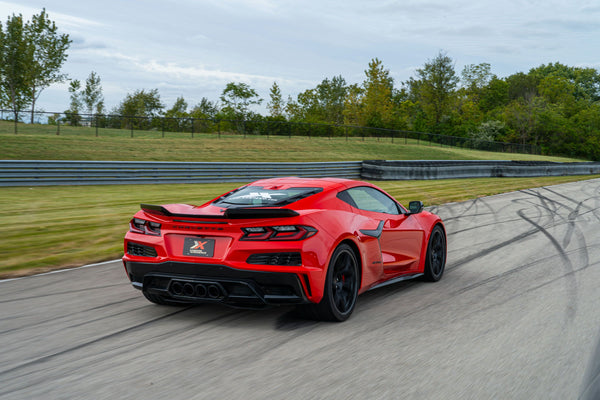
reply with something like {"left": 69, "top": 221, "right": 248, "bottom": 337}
{"left": 123, "top": 177, "right": 446, "bottom": 321}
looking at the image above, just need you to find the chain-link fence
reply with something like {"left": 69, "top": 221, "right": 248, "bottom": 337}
{"left": 0, "top": 109, "right": 540, "bottom": 155}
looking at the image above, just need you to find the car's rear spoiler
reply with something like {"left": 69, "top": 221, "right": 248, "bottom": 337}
{"left": 140, "top": 204, "right": 299, "bottom": 219}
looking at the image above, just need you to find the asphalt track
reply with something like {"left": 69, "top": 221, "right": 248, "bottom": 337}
{"left": 1, "top": 179, "right": 600, "bottom": 399}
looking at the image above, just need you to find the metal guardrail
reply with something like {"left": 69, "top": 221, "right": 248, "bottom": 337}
{"left": 0, "top": 160, "right": 363, "bottom": 186}
{"left": 1, "top": 160, "right": 600, "bottom": 186}
{"left": 362, "top": 160, "right": 600, "bottom": 180}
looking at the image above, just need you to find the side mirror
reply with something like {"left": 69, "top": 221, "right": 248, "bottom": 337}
{"left": 408, "top": 201, "right": 424, "bottom": 214}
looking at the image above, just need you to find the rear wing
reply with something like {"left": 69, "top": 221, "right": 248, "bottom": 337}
{"left": 140, "top": 204, "right": 299, "bottom": 219}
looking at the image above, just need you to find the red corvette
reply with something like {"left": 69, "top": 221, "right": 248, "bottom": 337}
{"left": 123, "top": 177, "right": 446, "bottom": 321}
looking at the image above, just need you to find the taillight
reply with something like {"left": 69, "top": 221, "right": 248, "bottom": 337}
{"left": 241, "top": 225, "right": 317, "bottom": 241}
{"left": 129, "top": 218, "right": 162, "bottom": 236}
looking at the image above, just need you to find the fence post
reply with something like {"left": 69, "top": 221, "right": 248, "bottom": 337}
{"left": 131, "top": 119, "right": 134, "bottom": 138}
{"left": 57, "top": 119, "right": 60, "bottom": 135}
{"left": 95, "top": 114, "right": 99, "bottom": 137}
{"left": 191, "top": 118, "right": 194, "bottom": 138}
{"left": 162, "top": 118, "right": 165, "bottom": 138}
{"left": 217, "top": 119, "right": 221, "bottom": 139}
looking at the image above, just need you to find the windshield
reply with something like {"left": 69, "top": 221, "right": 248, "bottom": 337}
{"left": 214, "top": 186, "right": 322, "bottom": 207}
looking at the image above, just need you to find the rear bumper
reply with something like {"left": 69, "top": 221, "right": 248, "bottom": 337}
{"left": 125, "top": 261, "right": 309, "bottom": 308}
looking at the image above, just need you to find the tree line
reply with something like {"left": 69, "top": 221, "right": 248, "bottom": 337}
{"left": 2, "top": 10, "right": 600, "bottom": 159}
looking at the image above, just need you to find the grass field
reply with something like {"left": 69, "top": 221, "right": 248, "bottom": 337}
{"left": 0, "top": 120, "right": 582, "bottom": 162}
{"left": 2, "top": 175, "right": 598, "bottom": 278}
{"left": 0, "top": 120, "right": 595, "bottom": 277}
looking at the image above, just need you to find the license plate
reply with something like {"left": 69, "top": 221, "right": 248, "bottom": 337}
{"left": 183, "top": 237, "right": 215, "bottom": 257}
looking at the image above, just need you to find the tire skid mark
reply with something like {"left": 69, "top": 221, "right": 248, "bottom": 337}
{"left": 446, "top": 227, "right": 541, "bottom": 271}
{"left": 0, "top": 283, "right": 129, "bottom": 304}
{"left": 0, "top": 307, "right": 193, "bottom": 378}
{"left": 0, "top": 309, "right": 250, "bottom": 397}
{"left": 0, "top": 296, "right": 140, "bottom": 335}
{"left": 517, "top": 209, "right": 578, "bottom": 321}
{"left": 541, "top": 186, "right": 596, "bottom": 208}
{"left": 519, "top": 189, "right": 592, "bottom": 274}
{"left": 346, "top": 254, "right": 600, "bottom": 349}
{"left": 63, "top": 304, "right": 153, "bottom": 330}
{"left": 457, "top": 259, "right": 599, "bottom": 326}
{"left": 563, "top": 201, "right": 583, "bottom": 248}
{"left": 448, "top": 216, "right": 524, "bottom": 236}
{"left": 451, "top": 244, "right": 595, "bottom": 295}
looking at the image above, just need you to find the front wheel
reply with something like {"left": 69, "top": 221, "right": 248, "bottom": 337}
{"left": 299, "top": 243, "right": 360, "bottom": 322}
{"left": 422, "top": 225, "right": 446, "bottom": 282}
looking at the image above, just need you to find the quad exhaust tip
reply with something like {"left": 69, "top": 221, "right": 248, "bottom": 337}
{"left": 169, "top": 280, "right": 224, "bottom": 299}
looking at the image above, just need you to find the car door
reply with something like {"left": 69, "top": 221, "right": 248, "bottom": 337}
{"left": 341, "top": 187, "right": 425, "bottom": 277}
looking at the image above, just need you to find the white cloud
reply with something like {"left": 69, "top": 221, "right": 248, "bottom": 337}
{"left": 3, "top": 0, "right": 598, "bottom": 113}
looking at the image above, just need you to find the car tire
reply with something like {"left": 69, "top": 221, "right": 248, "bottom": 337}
{"left": 299, "top": 243, "right": 359, "bottom": 322}
{"left": 422, "top": 224, "right": 446, "bottom": 282}
{"left": 143, "top": 291, "right": 187, "bottom": 306}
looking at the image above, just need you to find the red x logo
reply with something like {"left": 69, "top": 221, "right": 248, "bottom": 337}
{"left": 190, "top": 240, "right": 207, "bottom": 250}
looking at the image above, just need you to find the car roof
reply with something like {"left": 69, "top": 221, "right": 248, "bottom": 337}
{"left": 247, "top": 177, "right": 378, "bottom": 192}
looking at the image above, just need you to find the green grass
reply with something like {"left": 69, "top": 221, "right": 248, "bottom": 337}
{"left": 1, "top": 175, "right": 598, "bottom": 278}
{"left": 0, "top": 120, "right": 594, "bottom": 277}
{"left": 0, "top": 120, "right": 582, "bottom": 162}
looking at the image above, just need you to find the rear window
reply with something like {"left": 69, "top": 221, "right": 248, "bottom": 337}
{"left": 213, "top": 186, "right": 323, "bottom": 207}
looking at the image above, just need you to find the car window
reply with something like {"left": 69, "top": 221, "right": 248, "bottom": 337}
{"left": 214, "top": 186, "right": 322, "bottom": 207}
{"left": 338, "top": 187, "right": 401, "bottom": 214}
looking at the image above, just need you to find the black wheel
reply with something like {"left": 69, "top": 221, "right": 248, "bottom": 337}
{"left": 299, "top": 243, "right": 359, "bottom": 322}
{"left": 422, "top": 225, "right": 446, "bottom": 282}
{"left": 143, "top": 291, "right": 188, "bottom": 306}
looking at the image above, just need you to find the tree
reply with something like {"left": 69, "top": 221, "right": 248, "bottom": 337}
{"left": 220, "top": 82, "right": 262, "bottom": 120}
{"left": 267, "top": 81, "right": 284, "bottom": 117}
{"left": 505, "top": 72, "right": 538, "bottom": 102}
{"left": 0, "top": 14, "right": 31, "bottom": 128}
{"left": 117, "top": 89, "right": 164, "bottom": 129}
{"left": 190, "top": 97, "right": 219, "bottom": 119}
{"left": 24, "top": 9, "right": 71, "bottom": 123}
{"left": 361, "top": 58, "right": 394, "bottom": 128}
{"left": 64, "top": 79, "right": 82, "bottom": 125}
{"left": 468, "top": 120, "right": 505, "bottom": 149}
{"left": 164, "top": 96, "right": 188, "bottom": 131}
{"left": 82, "top": 71, "right": 104, "bottom": 115}
{"left": 529, "top": 62, "right": 600, "bottom": 102}
{"left": 408, "top": 51, "right": 459, "bottom": 133}
{"left": 479, "top": 77, "right": 509, "bottom": 114}
{"left": 461, "top": 63, "right": 493, "bottom": 93}
{"left": 342, "top": 84, "right": 364, "bottom": 126}
{"left": 118, "top": 88, "right": 164, "bottom": 117}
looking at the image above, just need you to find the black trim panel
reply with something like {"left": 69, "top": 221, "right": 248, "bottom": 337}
{"left": 360, "top": 220, "right": 384, "bottom": 238}
{"left": 126, "top": 261, "right": 308, "bottom": 307}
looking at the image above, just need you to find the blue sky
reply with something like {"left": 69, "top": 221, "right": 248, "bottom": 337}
{"left": 1, "top": 0, "right": 599, "bottom": 114}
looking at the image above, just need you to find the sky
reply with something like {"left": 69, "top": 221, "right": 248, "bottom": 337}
{"left": 1, "top": 0, "right": 599, "bottom": 115}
